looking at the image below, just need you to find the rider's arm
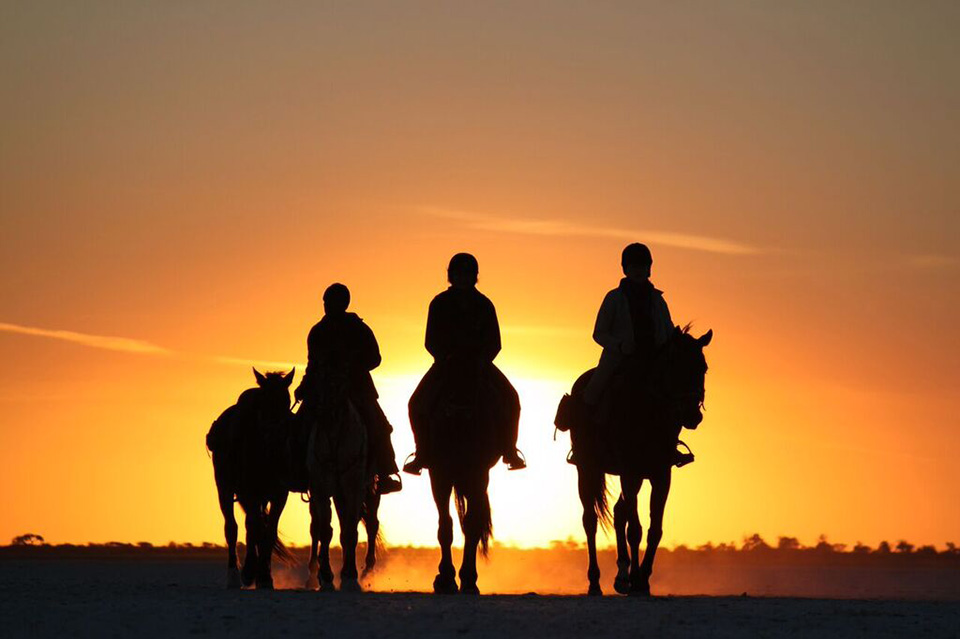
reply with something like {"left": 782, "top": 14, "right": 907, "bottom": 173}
{"left": 592, "top": 290, "right": 624, "bottom": 352}
{"left": 425, "top": 296, "right": 448, "bottom": 360}
{"left": 356, "top": 322, "right": 382, "bottom": 372}
{"left": 480, "top": 298, "right": 502, "bottom": 363}
{"left": 652, "top": 294, "right": 674, "bottom": 348}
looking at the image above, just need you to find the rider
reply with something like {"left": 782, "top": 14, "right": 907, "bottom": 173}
{"left": 403, "top": 253, "right": 526, "bottom": 475}
{"left": 583, "top": 243, "right": 674, "bottom": 413}
{"left": 294, "top": 283, "right": 403, "bottom": 495}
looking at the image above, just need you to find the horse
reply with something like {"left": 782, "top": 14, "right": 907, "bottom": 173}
{"left": 424, "top": 373, "right": 511, "bottom": 595}
{"left": 206, "top": 367, "right": 295, "bottom": 589}
{"left": 569, "top": 326, "right": 711, "bottom": 596}
{"left": 302, "top": 371, "right": 373, "bottom": 592}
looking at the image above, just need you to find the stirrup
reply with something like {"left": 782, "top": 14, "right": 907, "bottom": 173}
{"left": 674, "top": 440, "right": 695, "bottom": 468}
{"left": 505, "top": 448, "right": 526, "bottom": 471}
{"left": 377, "top": 474, "right": 403, "bottom": 495}
{"left": 402, "top": 453, "right": 424, "bottom": 476}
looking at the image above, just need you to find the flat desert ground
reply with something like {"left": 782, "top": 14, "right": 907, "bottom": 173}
{"left": 2, "top": 558, "right": 959, "bottom": 638}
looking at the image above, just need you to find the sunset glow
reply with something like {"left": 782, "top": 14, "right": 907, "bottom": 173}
{"left": 1, "top": 2, "right": 958, "bottom": 553}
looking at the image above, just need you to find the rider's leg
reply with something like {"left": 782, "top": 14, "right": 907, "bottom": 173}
{"left": 355, "top": 397, "right": 401, "bottom": 494}
{"left": 493, "top": 367, "right": 526, "bottom": 470}
{"left": 404, "top": 379, "right": 432, "bottom": 474}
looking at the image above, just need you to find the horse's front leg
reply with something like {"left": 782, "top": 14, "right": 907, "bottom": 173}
{"left": 637, "top": 469, "right": 672, "bottom": 596}
{"left": 308, "top": 496, "right": 335, "bottom": 591}
{"left": 578, "top": 466, "right": 604, "bottom": 596}
{"left": 361, "top": 488, "right": 381, "bottom": 579}
{"left": 255, "top": 492, "right": 288, "bottom": 590}
{"left": 215, "top": 475, "right": 241, "bottom": 589}
{"left": 619, "top": 475, "right": 645, "bottom": 595}
{"left": 613, "top": 494, "right": 631, "bottom": 594}
{"left": 238, "top": 498, "right": 259, "bottom": 588}
{"left": 428, "top": 470, "right": 457, "bottom": 594}
{"left": 333, "top": 487, "right": 363, "bottom": 592}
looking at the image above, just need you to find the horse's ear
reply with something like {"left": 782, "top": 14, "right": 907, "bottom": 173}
{"left": 253, "top": 368, "right": 266, "bottom": 385}
{"left": 698, "top": 329, "right": 713, "bottom": 347}
{"left": 283, "top": 367, "right": 295, "bottom": 386}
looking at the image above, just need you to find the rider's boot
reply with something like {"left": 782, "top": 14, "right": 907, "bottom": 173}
{"left": 402, "top": 451, "right": 428, "bottom": 476}
{"left": 502, "top": 448, "right": 526, "bottom": 471}
{"left": 377, "top": 473, "right": 402, "bottom": 495}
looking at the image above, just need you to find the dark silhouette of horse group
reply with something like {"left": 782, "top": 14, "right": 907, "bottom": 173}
{"left": 205, "top": 246, "right": 712, "bottom": 596}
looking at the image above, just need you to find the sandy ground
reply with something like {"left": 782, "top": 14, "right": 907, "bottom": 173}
{"left": 2, "top": 560, "right": 959, "bottom": 638}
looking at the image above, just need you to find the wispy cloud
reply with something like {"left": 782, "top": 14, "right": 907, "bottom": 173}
{"left": 0, "top": 321, "right": 172, "bottom": 356}
{"left": 421, "top": 207, "right": 763, "bottom": 256}
{"left": 906, "top": 254, "right": 958, "bottom": 270}
{"left": 0, "top": 321, "right": 299, "bottom": 371}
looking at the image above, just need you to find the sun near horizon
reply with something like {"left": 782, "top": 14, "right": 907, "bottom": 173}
{"left": 1, "top": 2, "right": 958, "bottom": 552}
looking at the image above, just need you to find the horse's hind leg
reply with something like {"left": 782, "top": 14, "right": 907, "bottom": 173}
{"left": 637, "top": 469, "right": 672, "bottom": 596}
{"left": 308, "top": 497, "right": 335, "bottom": 591}
{"left": 428, "top": 470, "right": 457, "bottom": 594}
{"left": 458, "top": 471, "right": 490, "bottom": 595}
{"left": 361, "top": 488, "right": 381, "bottom": 579}
{"left": 216, "top": 480, "right": 241, "bottom": 589}
{"left": 613, "top": 494, "right": 631, "bottom": 595}
{"left": 578, "top": 467, "right": 603, "bottom": 596}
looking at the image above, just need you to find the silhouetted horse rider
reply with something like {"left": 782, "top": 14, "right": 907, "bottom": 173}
{"left": 583, "top": 243, "right": 674, "bottom": 418}
{"left": 294, "top": 283, "right": 402, "bottom": 495}
{"left": 404, "top": 253, "right": 525, "bottom": 474}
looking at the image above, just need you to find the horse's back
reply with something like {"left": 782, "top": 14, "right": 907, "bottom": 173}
{"left": 428, "top": 363, "right": 512, "bottom": 473}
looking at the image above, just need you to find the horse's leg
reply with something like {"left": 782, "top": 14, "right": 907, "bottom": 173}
{"left": 309, "top": 496, "right": 335, "bottom": 591}
{"left": 637, "top": 469, "right": 672, "bottom": 596}
{"left": 613, "top": 494, "right": 631, "bottom": 595}
{"left": 458, "top": 470, "right": 490, "bottom": 595}
{"left": 238, "top": 498, "right": 259, "bottom": 588}
{"left": 333, "top": 488, "right": 363, "bottom": 592}
{"left": 619, "top": 475, "right": 645, "bottom": 595}
{"left": 216, "top": 478, "right": 241, "bottom": 589}
{"left": 429, "top": 469, "right": 457, "bottom": 594}
{"left": 361, "top": 487, "right": 381, "bottom": 579}
{"left": 305, "top": 499, "right": 320, "bottom": 590}
{"left": 577, "top": 466, "right": 603, "bottom": 596}
{"left": 255, "top": 491, "right": 288, "bottom": 590}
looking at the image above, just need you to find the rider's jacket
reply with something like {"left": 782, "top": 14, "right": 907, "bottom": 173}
{"left": 300, "top": 312, "right": 381, "bottom": 401}
{"left": 585, "top": 278, "right": 673, "bottom": 402}
{"left": 425, "top": 287, "right": 501, "bottom": 365}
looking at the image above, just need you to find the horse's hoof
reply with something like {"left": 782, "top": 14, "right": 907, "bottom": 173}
{"left": 432, "top": 573, "right": 458, "bottom": 595}
{"left": 255, "top": 575, "right": 274, "bottom": 590}
{"left": 305, "top": 575, "right": 320, "bottom": 590}
{"left": 587, "top": 583, "right": 603, "bottom": 596}
{"left": 319, "top": 577, "right": 337, "bottom": 593}
{"left": 340, "top": 577, "right": 362, "bottom": 593}
{"left": 613, "top": 574, "right": 630, "bottom": 595}
{"left": 226, "top": 567, "right": 242, "bottom": 590}
{"left": 629, "top": 580, "right": 651, "bottom": 597}
{"left": 240, "top": 571, "right": 256, "bottom": 588}
{"left": 459, "top": 582, "right": 480, "bottom": 596}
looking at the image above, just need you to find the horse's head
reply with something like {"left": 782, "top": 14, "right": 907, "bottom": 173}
{"left": 253, "top": 367, "right": 295, "bottom": 425}
{"left": 662, "top": 326, "right": 712, "bottom": 430}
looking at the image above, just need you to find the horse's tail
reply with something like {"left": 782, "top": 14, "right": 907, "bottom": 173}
{"left": 272, "top": 536, "right": 294, "bottom": 565}
{"left": 454, "top": 485, "right": 493, "bottom": 558}
{"left": 586, "top": 469, "right": 612, "bottom": 531}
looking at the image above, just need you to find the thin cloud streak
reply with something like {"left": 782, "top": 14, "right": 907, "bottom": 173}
{"left": 0, "top": 321, "right": 171, "bottom": 356}
{"left": 0, "top": 321, "right": 300, "bottom": 371}
{"left": 421, "top": 207, "right": 763, "bottom": 256}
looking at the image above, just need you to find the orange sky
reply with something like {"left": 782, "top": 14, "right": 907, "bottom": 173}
{"left": 1, "top": 2, "right": 958, "bottom": 550}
